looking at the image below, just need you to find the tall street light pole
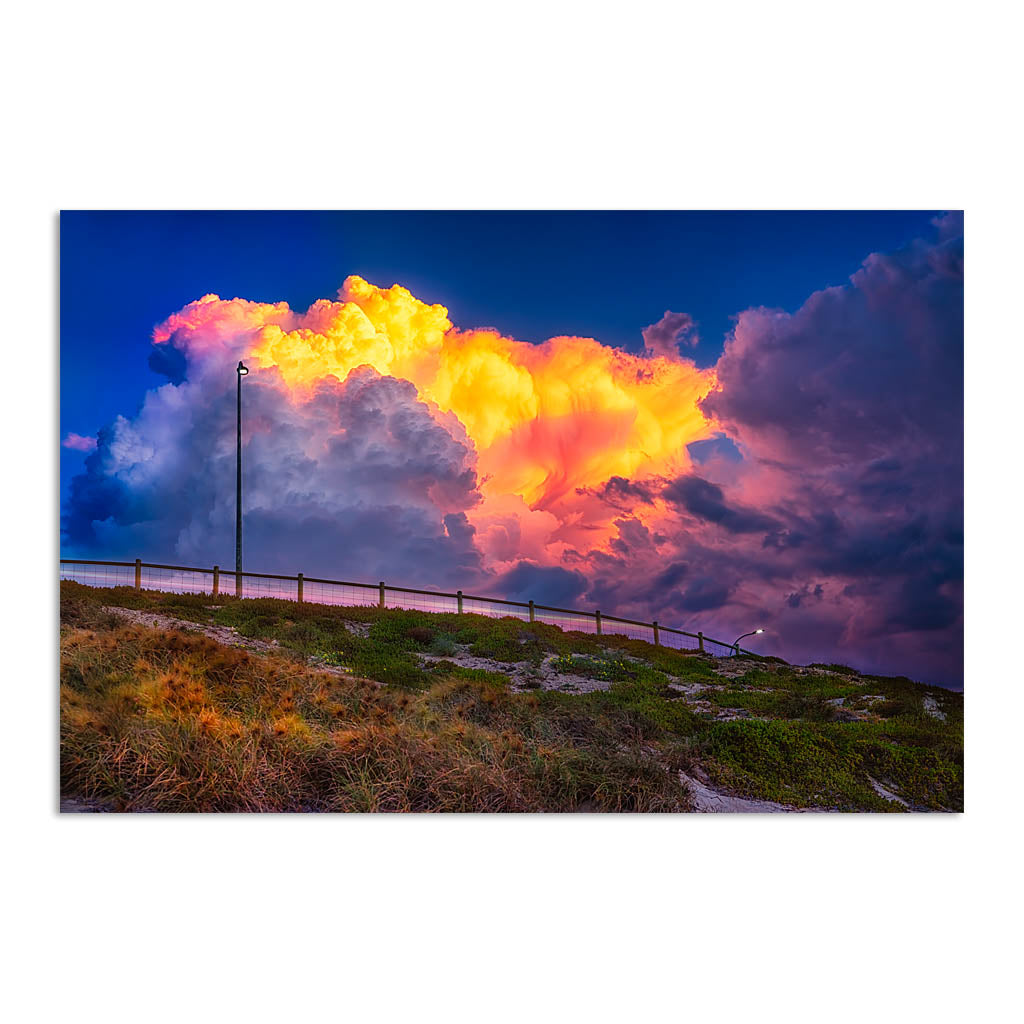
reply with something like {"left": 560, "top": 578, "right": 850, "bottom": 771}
{"left": 732, "top": 628, "right": 764, "bottom": 656}
{"left": 236, "top": 360, "right": 249, "bottom": 596}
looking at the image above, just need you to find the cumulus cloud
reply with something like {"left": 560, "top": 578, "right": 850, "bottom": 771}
{"left": 64, "top": 359, "right": 484, "bottom": 587}
{"left": 701, "top": 213, "right": 963, "bottom": 468}
{"left": 64, "top": 275, "right": 717, "bottom": 583}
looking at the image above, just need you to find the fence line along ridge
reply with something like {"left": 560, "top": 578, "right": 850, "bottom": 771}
{"left": 59, "top": 558, "right": 753, "bottom": 657}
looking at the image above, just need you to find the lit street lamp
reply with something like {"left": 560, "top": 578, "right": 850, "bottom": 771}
{"left": 733, "top": 628, "right": 764, "bottom": 656}
{"left": 235, "top": 360, "right": 249, "bottom": 596}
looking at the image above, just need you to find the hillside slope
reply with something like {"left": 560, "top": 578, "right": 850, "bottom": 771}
{"left": 59, "top": 581, "right": 963, "bottom": 812}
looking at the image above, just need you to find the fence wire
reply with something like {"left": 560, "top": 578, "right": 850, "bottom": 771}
{"left": 600, "top": 620, "right": 656, "bottom": 643}
{"left": 659, "top": 631, "right": 698, "bottom": 652}
{"left": 60, "top": 560, "right": 745, "bottom": 656}
{"left": 302, "top": 580, "right": 378, "bottom": 609}
{"left": 461, "top": 597, "right": 529, "bottom": 621}
{"left": 535, "top": 608, "right": 597, "bottom": 634}
{"left": 385, "top": 589, "right": 460, "bottom": 615}
{"left": 236, "top": 575, "right": 299, "bottom": 602}
{"left": 60, "top": 561, "right": 134, "bottom": 589}
{"left": 141, "top": 566, "right": 216, "bottom": 595}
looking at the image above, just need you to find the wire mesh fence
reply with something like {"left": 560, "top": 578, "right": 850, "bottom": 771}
{"left": 143, "top": 565, "right": 217, "bottom": 595}
{"left": 660, "top": 630, "right": 702, "bottom": 652}
{"left": 59, "top": 558, "right": 750, "bottom": 657}
{"left": 60, "top": 560, "right": 135, "bottom": 589}
{"left": 600, "top": 618, "right": 656, "bottom": 643}
{"left": 237, "top": 574, "right": 299, "bottom": 602}
{"left": 534, "top": 607, "right": 598, "bottom": 634}
{"left": 384, "top": 588, "right": 461, "bottom": 615}
{"left": 301, "top": 579, "right": 379, "bottom": 609}
{"left": 462, "top": 597, "right": 529, "bottom": 621}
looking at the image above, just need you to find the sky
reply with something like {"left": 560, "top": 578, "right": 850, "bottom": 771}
{"left": 60, "top": 210, "right": 963, "bottom": 685}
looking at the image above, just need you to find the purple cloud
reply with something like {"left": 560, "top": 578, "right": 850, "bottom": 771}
{"left": 642, "top": 310, "right": 697, "bottom": 358}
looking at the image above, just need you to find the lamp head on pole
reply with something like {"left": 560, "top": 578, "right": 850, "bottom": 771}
{"left": 237, "top": 361, "right": 249, "bottom": 376}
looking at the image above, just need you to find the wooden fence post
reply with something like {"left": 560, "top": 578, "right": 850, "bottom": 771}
{"left": 595, "top": 610, "right": 602, "bottom": 635}
{"left": 529, "top": 600, "right": 535, "bottom": 623}
{"left": 134, "top": 558, "right": 141, "bottom": 590}
{"left": 457, "top": 590, "right": 463, "bottom": 614}
{"left": 297, "top": 573, "right": 304, "bottom": 603}
{"left": 212, "top": 565, "right": 219, "bottom": 596}
{"left": 653, "top": 620, "right": 659, "bottom": 646}
{"left": 698, "top": 631, "right": 704, "bottom": 653}
{"left": 379, "top": 581, "right": 386, "bottom": 609}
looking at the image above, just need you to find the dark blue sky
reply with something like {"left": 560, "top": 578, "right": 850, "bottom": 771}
{"left": 60, "top": 210, "right": 938, "bottom": 501}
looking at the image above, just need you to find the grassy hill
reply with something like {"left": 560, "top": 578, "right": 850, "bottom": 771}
{"left": 59, "top": 580, "right": 963, "bottom": 812}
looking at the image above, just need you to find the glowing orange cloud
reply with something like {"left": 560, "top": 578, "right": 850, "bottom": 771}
{"left": 155, "top": 277, "right": 718, "bottom": 566}
{"left": 246, "top": 278, "right": 716, "bottom": 500}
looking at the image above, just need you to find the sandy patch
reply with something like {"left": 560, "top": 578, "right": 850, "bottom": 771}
{"left": 678, "top": 770, "right": 829, "bottom": 813}
{"left": 417, "top": 649, "right": 612, "bottom": 693}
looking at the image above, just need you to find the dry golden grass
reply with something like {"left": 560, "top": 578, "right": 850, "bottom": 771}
{"left": 60, "top": 620, "right": 691, "bottom": 813}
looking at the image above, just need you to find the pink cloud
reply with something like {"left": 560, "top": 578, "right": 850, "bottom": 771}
{"left": 63, "top": 432, "right": 97, "bottom": 452}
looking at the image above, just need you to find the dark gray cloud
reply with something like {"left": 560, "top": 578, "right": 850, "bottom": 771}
{"left": 675, "top": 577, "right": 732, "bottom": 613}
{"left": 577, "top": 475, "right": 658, "bottom": 510}
{"left": 653, "top": 561, "right": 689, "bottom": 590}
{"left": 663, "top": 475, "right": 780, "bottom": 535}
{"left": 497, "top": 562, "right": 589, "bottom": 606}
{"left": 786, "top": 584, "right": 824, "bottom": 609}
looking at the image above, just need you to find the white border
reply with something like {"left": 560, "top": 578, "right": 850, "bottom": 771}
{"left": 6, "top": 3, "right": 1020, "bottom": 1021}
